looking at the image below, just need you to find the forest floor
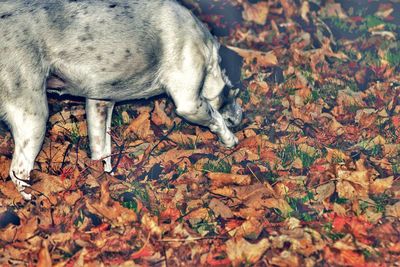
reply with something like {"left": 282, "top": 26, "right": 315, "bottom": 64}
{"left": 0, "top": 0, "right": 399, "bottom": 266}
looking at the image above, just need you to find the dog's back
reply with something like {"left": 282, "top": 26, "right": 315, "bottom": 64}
{"left": 0, "top": 0, "right": 215, "bottom": 102}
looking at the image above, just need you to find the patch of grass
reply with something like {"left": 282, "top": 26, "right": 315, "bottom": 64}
{"left": 203, "top": 159, "right": 232, "bottom": 173}
{"left": 363, "top": 50, "right": 381, "bottom": 67}
{"left": 69, "top": 123, "right": 81, "bottom": 145}
{"left": 344, "top": 104, "right": 361, "bottom": 114}
{"left": 278, "top": 144, "right": 319, "bottom": 168}
{"left": 324, "top": 223, "right": 346, "bottom": 241}
{"left": 176, "top": 135, "right": 199, "bottom": 150}
{"left": 370, "top": 193, "right": 392, "bottom": 213}
{"left": 364, "top": 93, "right": 377, "bottom": 107}
{"left": 386, "top": 48, "right": 400, "bottom": 68}
{"left": 121, "top": 181, "right": 151, "bottom": 212}
{"left": 366, "top": 144, "right": 383, "bottom": 158}
{"left": 278, "top": 143, "right": 297, "bottom": 167}
{"left": 286, "top": 193, "right": 317, "bottom": 222}
{"left": 360, "top": 15, "right": 397, "bottom": 32}
{"left": 392, "top": 162, "right": 400, "bottom": 176}
{"left": 112, "top": 111, "right": 125, "bottom": 127}
{"left": 316, "top": 83, "right": 339, "bottom": 108}
{"left": 239, "top": 87, "right": 251, "bottom": 105}
{"left": 191, "top": 219, "right": 217, "bottom": 236}
{"left": 74, "top": 209, "right": 85, "bottom": 227}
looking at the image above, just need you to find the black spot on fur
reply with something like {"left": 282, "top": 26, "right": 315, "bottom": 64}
{"left": 0, "top": 13, "right": 13, "bottom": 19}
{"left": 218, "top": 45, "right": 243, "bottom": 88}
{"left": 109, "top": 4, "right": 117, "bottom": 8}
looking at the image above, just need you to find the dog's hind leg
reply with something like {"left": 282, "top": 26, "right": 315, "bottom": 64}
{"left": 4, "top": 93, "right": 48, "bottom": 200}
{"left": 86, "top": 99, "right": 115, "bottom": 172}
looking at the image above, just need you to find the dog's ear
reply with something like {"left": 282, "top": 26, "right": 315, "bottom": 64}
{"left": 218, "top": 45, "right": 243, "bottom": 87}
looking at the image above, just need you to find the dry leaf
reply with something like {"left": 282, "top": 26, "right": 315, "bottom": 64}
{"left": 208, "top": 172, "right": 251, "bottom": 187}
{"left": 0, "top": 156, "right": 10, "bottom": 180}
{"left": 227, "top": 46, "right": 278, "bottom": 67}
{"left": 86, "top": 181, "right": 137, "bottom": 227}
{"left": 124, "top": 110, "right": 154, "bottom": 140}
{"left": 209, "top": 198, "right": 234, "bottom": 219}
{"left": 37, "top": 240, "right": 52, "bottom": 267}
{"left": 242, "top": 2, "right": 269, "bottom": 25}
{"left": 370, "top": 176, "right": 393, "bottom": 194}
{"left": 226, "top": 237, "right": 270, "bottom": 266}
{"left": 261, "top": 198, "right": 293, "bottom": 215}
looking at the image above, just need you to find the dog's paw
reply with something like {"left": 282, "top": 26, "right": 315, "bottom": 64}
{"left": 221, "top": 132, "right": 238, "bottom": 148}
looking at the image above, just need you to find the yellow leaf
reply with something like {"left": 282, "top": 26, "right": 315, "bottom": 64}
{"left": 370, "top": 176, "right": 393, "bottom": 194}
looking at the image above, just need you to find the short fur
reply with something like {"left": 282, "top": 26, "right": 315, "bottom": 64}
{"left": 0, "top": 0, "right": 243, "bottom": 199}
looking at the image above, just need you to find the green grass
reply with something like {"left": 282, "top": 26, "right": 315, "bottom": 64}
{"left": 176, "top": 135, "right": 199, "bottom": 150}
{"left": 121, "top": 181, "right": 151, "bottom": 212}
{"left": 278, "top": 144, "right": 320, "bottom": 168}
{"left": 203, "top": 159, "right": 232, "bottom": 173}
{"left": 386, "top": 48, "right": 400, "bottom": 68}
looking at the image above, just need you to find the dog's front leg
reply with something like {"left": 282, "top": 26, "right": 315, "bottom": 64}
{"left": 171, "top": 92, "right": 238, "bottom": 148}
{"left": 86, "top": 99, "right": 115, "bottom": 172}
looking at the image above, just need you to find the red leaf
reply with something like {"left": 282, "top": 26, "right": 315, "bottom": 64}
{"left": 130, "top": 245, "right": 153, "bottom": 260}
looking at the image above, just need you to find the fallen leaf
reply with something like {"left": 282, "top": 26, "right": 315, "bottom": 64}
{"left": 124, "top": 110, "right": 154, "bottom": 140}
{"left": 226, "top": 237, "right": 270, "bottom": 266}
{"left": 242, "top": 2, "right": 269, "bottom": 25}
{"left": 37, "top": 240, "right": 52, "bottom": 267}
{"left": 370, "top": 176, "right": 393, "bottom": 194}
{"left": 208, "top": 173, "right": 251, "bottom": 187}
{"left": 209, "top": 198, "right": 234, "bottom": 219}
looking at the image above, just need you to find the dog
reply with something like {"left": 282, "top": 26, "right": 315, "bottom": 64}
{"left": 0, "top": 0, "right": 243, "bottom": 200}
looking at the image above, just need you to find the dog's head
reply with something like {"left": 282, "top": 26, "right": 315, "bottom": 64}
{"left": 218, "top": 45, "right": 244, "bottom": 127}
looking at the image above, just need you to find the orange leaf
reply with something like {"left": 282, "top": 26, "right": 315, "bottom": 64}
{"left": 332, "top": 216, "right": 347, "bottom": 232}
{"left": 206, "top": 252, "right": 231, "bottom": 266}
{"left": 130, "top": 245, "right": 153, "bottom": 260}
{"left": 37, "top": 240, "right": 52, "bottom": 267}
{"left": 340, "top": 250, "right": 365, "bottom": 266}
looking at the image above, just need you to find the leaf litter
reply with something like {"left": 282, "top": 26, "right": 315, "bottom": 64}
{"left": 0, "top": 0, "right": 399, "bottom": 266}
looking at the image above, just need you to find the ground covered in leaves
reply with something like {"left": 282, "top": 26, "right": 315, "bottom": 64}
{"left": 0, "top": 0, "right": 399, "bottom": 266}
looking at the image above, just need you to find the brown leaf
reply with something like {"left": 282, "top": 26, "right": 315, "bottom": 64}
{"left": 209, "top": 198, "right": 234, "bottom": 219}
{"left": 151, "top": 100, "right": 173, "bottom": 127}
{"left": 370, "top": 176, "right": 393, "bottom": 194}
{"left": 226, "top": 237, "right": 270, "bottom": 266}
{"left": 86, "top": 181, "right": 137, "bottom": 227}
{"left": 124, "top": 110, "right": 154, "bottom": 140}
{"left": 386, "top": 202, "right": 400, "bottom": 218}
{"left": 242, "top": 2, "right": 269, "bottom": 25}
{"left": 31, "top": 171, "right": 69, "bottom": 198}
{"left": 233, "top": 217, "right": 264, "bottom": 240}
{"left": 50, "top": 121, "right": 87, "bottom": 138}
{"left": 15, "top": 217, "right": 38, "bottom": 241}
{"left": 261, "top": 198, "right": 293, "bottom": 216}
{"left": 37, "top": 240, "right": 52, "bottom": 267}
{"left": 227, "top": 46, "right": 278, "bottom": 67}
{"left": 337, "top": 170, "right": 370, "bottom": 199}
{"left": 0, "top": 156, "right": 10, "bottom": 180}
{"left": 208, "top": 173, "right": 251, "bottom": 187}
{"left": 314, "top": 182, "right": 335, "bottom": 202}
